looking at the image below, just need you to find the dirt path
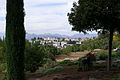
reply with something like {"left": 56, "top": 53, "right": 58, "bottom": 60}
{"left": 55, "top": 51, "right": 89, "bottom": 62}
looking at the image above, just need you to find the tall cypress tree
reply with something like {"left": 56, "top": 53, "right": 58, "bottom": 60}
{"left": 6, "top": 0, "right": 25, "bottom": 80}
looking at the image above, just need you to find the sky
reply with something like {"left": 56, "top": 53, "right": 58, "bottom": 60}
{"left": 0, "top": 0, "right": 96, "bottom": 36}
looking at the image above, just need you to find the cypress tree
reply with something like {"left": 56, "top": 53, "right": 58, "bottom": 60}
{"left": 6, "top": 0, "right": 25, "bottom": 80}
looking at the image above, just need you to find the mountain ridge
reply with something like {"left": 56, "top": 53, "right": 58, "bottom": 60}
{"left": 26, "top": 33, "right": 98, "bottom": 40}
{"left": 0, "top": 33, "right": 98, "bottom": 40}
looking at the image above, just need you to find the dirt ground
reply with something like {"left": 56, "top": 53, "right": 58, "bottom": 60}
{"left": 26, "top": 66, "right": 120, "bottom": 80}
{"left": 55, "top": 51, "right": 89, "bottom": 62}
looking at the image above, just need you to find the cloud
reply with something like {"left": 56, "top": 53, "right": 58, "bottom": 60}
{"left": 0, "top": 0, "right": 82, "bottom": 35}
{"left": 32, "top": 2, "right": 67, "bottom": 7}
{"left": 0, "top": 21, "right": 5, "bottom": 32}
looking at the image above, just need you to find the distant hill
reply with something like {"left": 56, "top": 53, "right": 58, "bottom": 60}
{"left": 71, "top": 34, "right": 98, "bottom": 39}
{"left": 26, "top": 33, "right": 98, "bottom": 40}
{"left": 26, "top": 33, "right": 69, "bottom": 40}
{"left": 0, "top": 32, "right": 98, "bottom": 40}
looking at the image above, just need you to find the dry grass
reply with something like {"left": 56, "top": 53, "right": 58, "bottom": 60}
{"left": 55, "top": 51, "right": 89, "bottom": 62}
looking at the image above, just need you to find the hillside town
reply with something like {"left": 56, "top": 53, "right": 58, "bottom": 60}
{"left": 29, "top": 37, "right": 89, "bottom": 49}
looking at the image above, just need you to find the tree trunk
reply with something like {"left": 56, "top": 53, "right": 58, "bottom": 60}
{"left": 6, "top": 0, "right": 25, "bottom": 80}
{"left": 107, "top": 29, "right": 113, "bottom": 71}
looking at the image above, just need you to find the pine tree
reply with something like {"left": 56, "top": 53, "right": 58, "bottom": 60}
{"left": 6, "top": 0, "right": 25, "bottom": 79}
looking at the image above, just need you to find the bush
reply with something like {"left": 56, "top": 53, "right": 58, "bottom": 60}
{"left": 56, "top": 48, "right": 62, "bottom": 55}
{"left": 95, "top": 52, "right": 107, "bottom": 60}
{"left": 112, "top": 74, "right": 120, "bottom": 80}
{"left": 25, "top": 41, "right": 57, "bottom": 72}
{"left": 62, "top": 46, "right": 72, "bottom": 55}
{"left": 42, "top": 58, "right": 57, "bottom": 69}
{"left": 99, "top": 53, "right": 108, "bottom": 60}
{"left": 0, "top": 63, "right": 7, "bottom": 80}
{"left": 25, "top": 41, "right": 45, "bottom": 72}
{"left": 36, "top": 66, "right": 63, "bottom": 74}
{"left": 73, "top": 59, "right": 80, "bottom": 65}
{"left": 59, "top": 60, "right": 74, "bottom": 66}
{"left": 112, "top": 52, "right": 118, "bottom": 57}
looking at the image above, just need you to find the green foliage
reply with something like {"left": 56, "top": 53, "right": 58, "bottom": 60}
{"left": 62, "top": 46, "right": 72, "bottom": 55}
{"left": 112, "top": 74, "right": 120, "bottom": 80}
{"left": 42, "top": 58, "right": 57, "bottom": 69}
{"left": 95, "top": 51, "right": 120, "bottom": 60}
{"left": 78, "top": 37, "right": 120, "bottom": 51}
{"left": 36, "top": 66, "right": 63, "bottom": 74}
{"left": 99, "top": 53, "right": 108, "bottom": 60}
{"left": 67, "top": 41, "right": 76, "bottom": 44}
{"left": 72, "top": 44, "right": 79, "bottom": 52}
{"left": 42, "top": 44, "right": 57, "bottom": 61}
{"left": 115, "top": 50, "right": 120, "bottom": 57}
{"left": 25, "top": 41, "right": 57, "bottom": 72}
{"left": 0, "top": 63, "right": 7, "bottom": 80}
{"left": 112, "top": 52, "right": 118, "bottom": 57}
{"left": 68, "top": 0, "right": 120, "bottom": 70}
{"left": 0, "top": 39, "right": 5, "bottom": 63}
{"left": 59, "top": 44, "right": 80, "bottom": 55}
{"left": 79, "top": 38, "right": 106, "bottom": 51}
{"left": 56, "top": 48, "right": 63, "bottom": 55}
{"left": 6, "top": 0, "right": 25, "bottom": 79}
{"left": 59, "top": 60, "right": 74, "bottom": 66}
{"left": 112, "top": 40, "right": 120, "bottom": 49}
{"left": 95, "top": 52, "right": 108, "bottom": 60}
{"left": 68, "top": 0, "right": 120, "bottom": 33}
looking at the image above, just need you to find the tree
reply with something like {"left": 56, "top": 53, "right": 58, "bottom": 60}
{"left": 68, "top": 0, "right": 120, "bottom": 70}
{"left": 25, "top": 41, "right": 45, "bottom": 72}
{"left": 6, "top": 0, "right": 25, "bottom": 79}
{"left": 0, "top": 38, "right": 5, "bottom": 63}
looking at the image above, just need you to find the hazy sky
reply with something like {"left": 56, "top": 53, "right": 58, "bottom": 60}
{"left": 0, "top": 0, "right": 96, "bottom": 35}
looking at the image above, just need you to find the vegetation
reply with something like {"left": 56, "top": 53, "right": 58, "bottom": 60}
{"left": 1, "top": 35, "right": 120, "bottom": 79}
{"left": 1, "top": 0, "right": 120, "bottom": 79}
{"left": 112, "top": 74, "right": 120, "bottom": 80}
{"left": 36, "top": 66, "right": 63, "bottom": 74}
{"left": 0, "top": 38, "right": 5, "bottom": 63}
{"left": 59, "top": 60, "right": 75, "bottom": 66}
{"left": 68, "top": 0, "right": 120, "bottom": 70}
{"left": 78, "top": 37, "right": 120, "bottom": 51}
{"left": 25, "top": 41, "right": 57, "bottom": 72}
{"left": 6, "top": 0, "right": 25, "bottom": 79}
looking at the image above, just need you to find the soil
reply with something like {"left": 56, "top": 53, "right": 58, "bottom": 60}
{"left": 55, "top": 51, "right": 89, "bottom": 62}
{"left": 26, "top": 66, "right": 120, "bottom": 80}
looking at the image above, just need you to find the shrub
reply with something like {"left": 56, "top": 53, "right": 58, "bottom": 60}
{"left": 99, "top": 53, "right": 108, "bottom": 60}
{"left": 95, "top": 52, "right": 108, "bottom": 60}
{"left": 25, "top": 41, "right": 57, "bottom": 72}
{"left": 59, "top": 60, "right": 74, "bottom": 66}
{"left": 112, "top": 74, "right": 120, "bottom": 80}
{"left": 25, "top": 41, "right": 45, "bottom": 72}
{"left": 42, "top": 58, "right": 57, "bottom": 69}
{"left": 112, "top": 52, "right": 118, "bottom": 57}
{"left": 56, "top": 48, "right": 62, "bottom": 55}
{"left": 36, "top": 66, "right": 63, "bottom": 74}
{"left": 0, "top": 63, "right": 7, "bottom": 80}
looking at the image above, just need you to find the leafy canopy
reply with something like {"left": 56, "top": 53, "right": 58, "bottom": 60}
{"left": 68, "top": 0, "right": 120, "bottom": 33}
